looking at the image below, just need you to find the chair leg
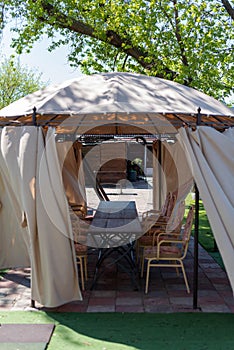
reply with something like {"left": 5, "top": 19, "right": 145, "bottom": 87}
{"left": 145, "top": 260, "right": 151, "bottom": 294}
{"left": 180, "top": 261, "right": 190, "bottom": 293}
{"left": 139, "top": 246, "right": 144, "bottom": 269}
{"left": 84, "top": 256, "right": 88, "bottom": 281}
{"left": 140, "top": 249, "right": 145, "bottom": 278}
{"left": 136, "top": 241, "right": 139, "bottom": 263}
{"left": 171, "top": 261, "right": 180, "bottom": 275}
{"left": 136, "top": 244, "right": 144, "bottom": 267}
{"left": 77, "top": 256, "right": 85, "bottom": 291}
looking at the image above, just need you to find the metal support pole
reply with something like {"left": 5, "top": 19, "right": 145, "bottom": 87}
{"left": 193, "top": 182, "right": 199, "bottom": 309}
{"left": 193, "top": 106, "right": 201, "bottom": 309}
{"left": 158, "top": 135, "right": 162, "bottom": 209}
{"left": 32, "top": 107, "right": 37, "bottom": 126}
{"left": 143, "top": 143, "right": 147, "bottom": 177}
{"left": 31, "top": 107, "right": 37, "bottom": 309}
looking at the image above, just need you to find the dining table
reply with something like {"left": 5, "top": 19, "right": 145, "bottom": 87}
{"left": 86, "top": 200, "right": 143, "bottom": 290}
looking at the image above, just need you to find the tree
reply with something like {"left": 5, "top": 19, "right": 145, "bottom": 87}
{"left": 0, "top": 57, "right": 47, "bottom": 109}
{"left": 2, "top": 0, "right": 234, "bottom": 101}
{"left": 0, "top": 2, "right": 5, "bottom": 36}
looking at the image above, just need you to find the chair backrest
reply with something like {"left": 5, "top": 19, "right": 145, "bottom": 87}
{"left": 69, "top": 208, "right": 88, "bottom": 245}
{"left": 69, "top": 208, "right": 81, "bottom": 242}
{"left": 141, "top": 192, "right": 173, "bottom": 232}
{"left": 165, "top": 193, "right": 177, "bottom": 218}
{"left": 70, "top": 204, "right": 87, "bottom": 219}
{"left": 181, "top": 206, "right": 194, "bottom": 257}
{"left": 166, "top": 200, "right": 185, "bottom": 233}
{"left": 161, "top": 192, "right": 172, "bottom": 216}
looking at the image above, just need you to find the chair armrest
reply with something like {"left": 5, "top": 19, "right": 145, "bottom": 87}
{"left": 142, "top": 209, "right": 161, "bottom": 220}
{"left": 156, "top": 215, "right": 170, "bottom": 223}
{"left": 158, "top": 232, "right": 181, "bottom": 237}
{"left": 147, "top": 221, "right": 168, "bottom": 231}
{"left": 158, "top": 239, "right": 183, "bottom": 245}
{"left": 156, "top": 232, "right": 181, "bottom": 244}
{"left": 142, "top": 218, "right": 161, "bottom": 233}
{"left": 157, "top": 239, "right": 184, "bottom": 256}
{"left": 152, "top": 230, "right": 163, "bottom": 245}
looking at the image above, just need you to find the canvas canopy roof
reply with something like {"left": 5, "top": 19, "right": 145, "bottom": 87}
{"left": 0, "top": 72, "right": 233, "bottom": 135}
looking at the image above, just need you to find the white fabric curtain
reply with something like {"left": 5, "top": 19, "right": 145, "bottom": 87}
{"left": 178, "top": 126, "right": 234, "bottom": 294}
{"left": 0, "top": 126, "right": 81, "bottom": 307}
{"left": 0, "top": 127, "right": 32, "bottom": 268}
{"left": 56, "top": 141, "right": 87, "bottom": 215}
{"left": 35, "top": 127, "right": 81, "bottom": 306}
{"left": 152, "top": 139, "right": 193, "bottom": 209}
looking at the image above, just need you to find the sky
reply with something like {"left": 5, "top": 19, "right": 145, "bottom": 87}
{"left": 1, "top": 23, "right": 83, "bottom": 85}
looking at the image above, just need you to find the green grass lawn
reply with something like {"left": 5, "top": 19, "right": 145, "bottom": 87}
{"left": 185, "top": 195, "right": 225, "bottom": 269}
{"left": 0, "top": 311, "right": 234, "bottom": 350}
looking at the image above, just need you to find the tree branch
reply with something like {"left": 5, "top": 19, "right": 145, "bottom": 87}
{"left": 172, "top": 0, "right": 189, "bottom": 68}
{"left": 36, "top": 1, "right": 177, "bottom": 79}
{"left": 221, "top": 0, "right": 234, "bottom": 20}
{"left": 122, "top": 54, "right": 129, "bottom": 70}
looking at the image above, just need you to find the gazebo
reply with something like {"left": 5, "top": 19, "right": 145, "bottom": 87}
{"left": 0, "top": 72, "right": 233, "bottom": 308}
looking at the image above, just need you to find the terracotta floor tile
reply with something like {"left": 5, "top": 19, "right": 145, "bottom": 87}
{"left": 88, "top": 297, "right": 116, "bottom": 306}
{"left": 90, "top": 290, "right": 116, "bottom": 298}
{"left": 87, "top": 305, "right": 115, "bottom": 312}
{"left": 143, "top": 297, "right": 170, "bottom": 306}
{"left": 198, "top": 296, "right": 226, "bottom": 304}
{"left": 115, "top": 305, "right": 144, "bottom": 312}
{"left": 169, "top": 297, "right": 193, "bottom": 306}
{"left": 56, "top": 304, "right": 88, "bottom": 312}
{"left": 116, "top": 291, "right": 142, "bottom": 298}
{"left": 144, "top": 305, "right": 173, "bottom": 313}
{"left": 200, "top": 304, "right": 232, "bottom": 313}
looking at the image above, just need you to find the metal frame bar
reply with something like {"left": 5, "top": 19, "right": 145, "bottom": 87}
{"left": 193, "top": 107, "right": 201, "bottom": 310}
{"left": 158, "top": 135, "right": 162, "bottom": 209}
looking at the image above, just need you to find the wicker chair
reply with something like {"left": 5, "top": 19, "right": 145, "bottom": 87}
{"left": 139, "top": 200, "right": 186, "bottom": 276}
{"left": 70, "top": 208, "right": 89, "bottom": 291}
{"left": 136, "top": 193, "right": 177, "bottom": 263}
{"left": 74, "top": 242, "right": 88, "bottom": 291}
{"left": 141, "top": 191, "right": 172, "bottom": 222}
{"left": 142, "top": 206, "right": 194, "bottom": 294}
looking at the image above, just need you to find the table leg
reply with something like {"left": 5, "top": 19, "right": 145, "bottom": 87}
{"left": 90, "top": 244, "right": 140, "bottom": 290}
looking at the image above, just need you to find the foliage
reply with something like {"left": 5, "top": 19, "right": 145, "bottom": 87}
{"left": 132, "top": 158, "right": 143, "bottom": 171}
{"left": 1, "top": 0, "right": 234, "bottom": 102}
{"left": 0, "top": 56, "right": 47, "bottom": 109}
{"left": 0, "top": 2, "right": 4, "bottom": 34}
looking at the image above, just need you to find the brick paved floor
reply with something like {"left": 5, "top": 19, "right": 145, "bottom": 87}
{"left": 1, "top": 182, "right": 233, "bottom": 313}
{"left": 0, "top": 238, "right": 233, "bottom": 313}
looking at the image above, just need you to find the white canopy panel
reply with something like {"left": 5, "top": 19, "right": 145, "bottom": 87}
{"left": 0, "top": 72, "right": 233, "bottom": 117}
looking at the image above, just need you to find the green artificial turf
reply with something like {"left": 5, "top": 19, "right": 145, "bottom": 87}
{"left": 0, "top": 311, "right": 234, "bottom": 350}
